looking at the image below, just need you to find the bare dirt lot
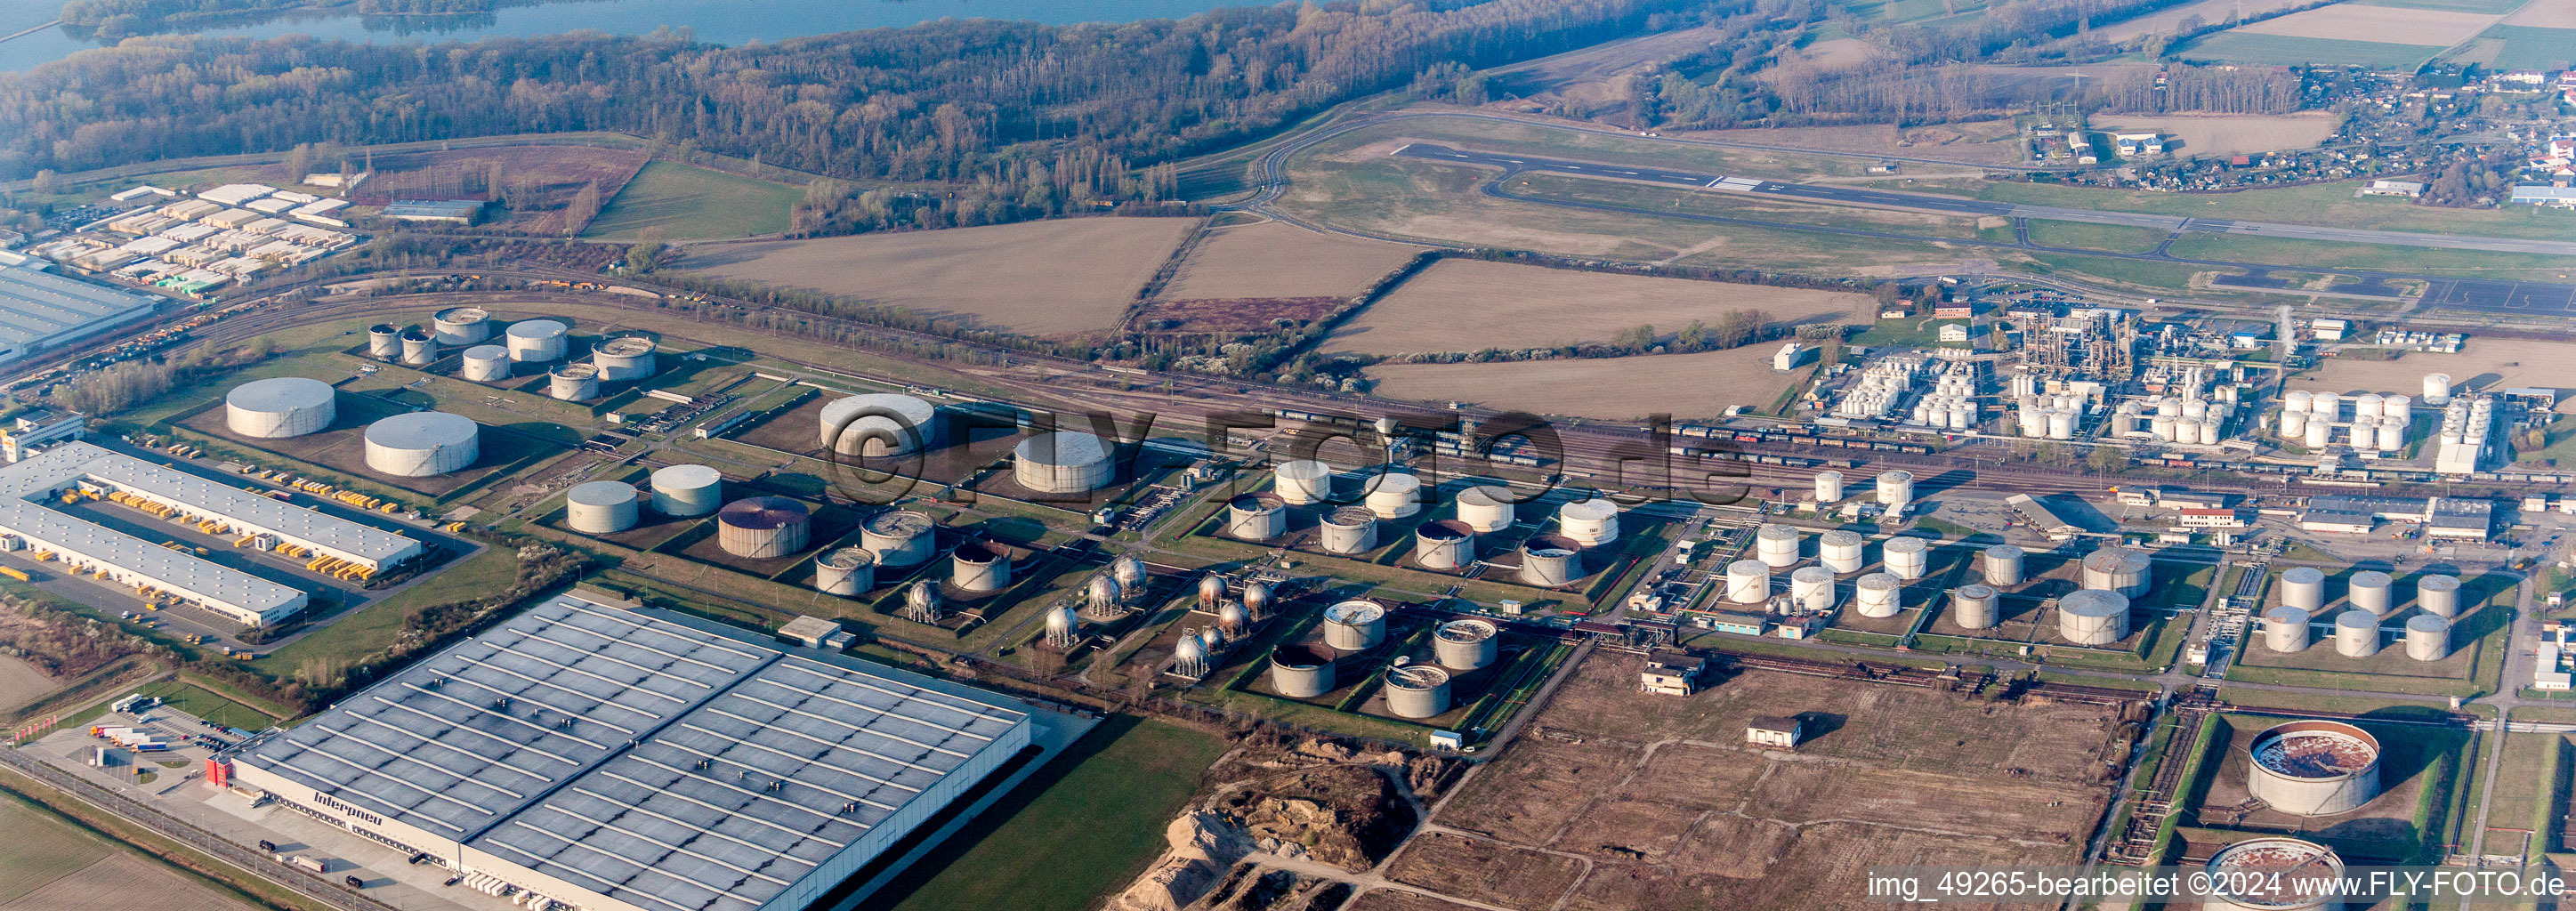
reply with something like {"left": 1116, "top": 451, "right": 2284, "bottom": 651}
{"left": 2299, "top": 338, "right": 2576, "bottom": 412}
{"left": 2235, "top": 4, "right": 2503, "bottom": 44}
{"left": 1424, "top": 657, "right": 2136, "bottom": 910}
{"left": 1165, "top": 221, "right": 1422, "bottom": 302}
{"left": 2090, "top": 112, "right": 2346, "bottom": 158}
{"left": 675, "top": 218, "right": 1197, "bottom": 335}
{"left": 0, "top": 852, "right": 254, "bottom": 911}
{"left": 0, "top": 656, "right": 60, "bottom": 714}
{"left": 1361, "top": 349, "right": 1797, "bottom": 420}
{"left": 1328, "top": 260, "right": 1869, "bottom": 355}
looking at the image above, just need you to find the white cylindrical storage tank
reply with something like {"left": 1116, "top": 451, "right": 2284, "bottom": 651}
{"left": 225, "top": 376, "right": 335, "bottom": 439}
{"left": 564, "top": 480, "right": 640, "bottom": 534}
{"left": 1273, "top": 460, "right": 1333, "bottom": 505}
{"left": 1726, "top": 560, "right": 1772, "bottom": 604}
{"left": 2183, "top": 398, "right": 2209, "bottom": 420}
{"left": 950, "top": 541, "right": 1012, "bottom": 593}
{"left": 548, "top": 363, "right": 600, "bottom": 401}
{"left": 1412, "top": 520, "right": 1475, "bottom": 571}
{"left": 1982, "top": 544, "right": 2024, "bottom": 587}
{"left": 2346, "top": 570, "right": 2393, "bottom": 615}
{"left": 1814, "top": 471, "right": 1844, "bottom": 504}
{"left": 2247, "top": 722, "right": 2381, "bottom": 817}
{"left": 1950, "top": 400, "right": 1974, "bottom": 430}
{"left": 1882, "top": 536, "right": 1930, "bottom": 580}
{"left": 1434, "top": 618, "right": 1500, "bottom": 671}
{"left": 1014, "top": 431, "right": 1113, "bottom": 494}
{"left": 2079, "top": 547, "right": 2152, "bottom": 597}
{"left": 1876, "top": 470, "right": 1913, "bottom": 506}
{"left": 650, "top": 464, "right": 723, "bottom": 517}
{"left": 820, "top": 394, "right": 939, "bottom": 457}
{"left": 1853, "top": 573, "right": 1902, "bottom": 618}
{"left": 2265, "top": 607, "right": 2313, "bottom": 653}
{"left": 2405, "top": 615, "right": 2450, "bottom": 662}
{"left": 1789, "top": 566, "right": 1835, "bottom": 611}
{"left": 860, "top": 510, "right": 936, "bottom": 567}
{"left": 2201, "top": 416, "right": 2225, "bottom": 444}
{"left": 400, "top": 327, "right": 438, "bottom": 367}
{"left": 459, "top": 344, "right": 511, "bottom": 382}
{"left": 2423, "top": 373, "right": 2451, "bottom": 405}
{"left": 505, "top": 318, "right": 569, "bottom": 363}
{"left": 2151, "top": 414, "right": 2177, "bottom": 440}
{"left": 2415, "top": 574, "right": 2461, "bottom": 618}
{"left": 2310, "top": 391, "right": 2339, "bottom": 420}
{"left": 2352, "top": 392, "right": 2382, "bottom": 420}
{"left": 1320, "top": 601, "right": 1386, "bottom": 651}
{"left": 2046, "top": 410, "right": 2075, "bottom": 440}
{"left": 1557, "top": 498, "right": 1620, "bottom": 547}
{"left": 716, "top": 496, "right": 812, "bottom": 559}
{"left": 813, "top": 547, "right": 876, "bottom": 596}
{"left": 1518, "top": 535, "right": 1582, "bottom": 587}
{"left": 1320, "top": 506, "right": 1378, "bottom": 556}
{"left": 1225, "top": 493, "right": 1288, "bottom": 542}
{"left": 590, "top": 336, "right": 658, "bottom": 382}
{"left": 1755, "top": 524, "right": 1801, "bottom": 568}
{"left": 367, "top": 323, "right": 400, "bottom": 358}
{"left": 2171, "top": 418, "right": 2198, "bottom": 446}
{"left": 2204, "top": 837, "right": 2346, "bottom": 911}
{"left": 1384, "top": 665, "right": 1452, "bottom": 719}
{"left": 1269, "top": 645, "right": 1336, "bottom": 698}
{"left": 1951, "top": 584, "right": 1998, "bottom": 629}
{"left": 2333, "top": 609, "right": 2378, "bottom": 657}
{"left": 1456, "top": 486, "right": 1516, "bottom": 533}
{"left": 2375, "top": 417, "right": 2404, "bottom": 452}
{"left": 1818, "top": 530, "right": 1865, "bottom": 573}
{"left": 2281, "top": 567, "right": 2326, "bottom": 611}
{"left": 2283, "top": 390, "right": 2313, "bottom": 415}
{"left": 363, "top": 412, "right": 479, "bottom": 477}
{"left": 432, "top": 307, "right": 491, "bottom": 345}
{"left": 2346, "top": 421, "right": 2370, "bottom": 448}
{"left": 2057, "top": 590, "right": 2130, "bottom": 646}
{"left": 2280, "top": 409, "right": 2307, "bottom": 439}
{"left": 1361, "top": 472, "right": 1422, "bottom": 520}
{"left": 2382, "top": 394, "right": 2410, "bottom": 425}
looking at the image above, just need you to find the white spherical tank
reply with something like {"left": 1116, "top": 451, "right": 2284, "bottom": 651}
{"left": 2057, "top": 590, "right": 2130, "bottom": 646}
{"left": 1456, "top": 486, "right": 1516, "bottom": 533}
{"left": 1877, "top": 470, "right": 1914, "bottom": 506}
{"left": 505, "top": 318, "right": 569, "bottom": 363}
{"left": 1950, "top": 584, "right": 1998, "bottom": 629}
{"left": 432, "top": 306, "right": 491, "bottom": 345}
{"left": 1518, "top": 534, "right": 1582, "bottom": 587}
{"left": 650, "top": 464, "right": 723, "bottom": 517}
{"left": 1982, "top": 544, "right": 2024, "bottom": 587}
{"left": 590, "top": 336, "right": 658, "bottom": 382}
{"left": 1273, "top": 459, "right": 1333, "bottom": 505}
{"left": 2247, "top": 722, "right": 2380, "bottom": 817}
{"left": 1412, "top": 520, "right": 1475, "bottom": 571}
{"left": 548, "top": 363, "right": 600, "bottom": 401}
{"left": 1819, "top": 530, "right": 1865, "bottom": 573}
{"left": 1726, "top": 560, "right": 1772, "bottom": 604}
{"left": 1881, "top": 536, "right": 1930, "bottom": 580}
{"left": 1044, "top": 605, "right": 1079, "bottom": 649}
{"left": 367, "top": 323, "right": 400, "bottom": 358}
{"left": 1853, "top": 573, "right": 1902, "bottom": 618}
{"left": 1320, "top": 506, "right": 1378, "bottom": 555}
{"left": 1198, "top": 575, "right": 1228, "bottom": 608}
{"left": 564, "top": 480, "right": 640, "bottom": 534}
{"left": 904, "top": 579, "right": 944, "bottom": 623}
{"left": 1556, "top": 497, "right": 1620, "bottom": 546}
{"left": 1756, "top": 524, "right": 1801, "bottom": 568}
{"left": 225, "top": 376, "right": 335, "bottom": 439}
{"left": 2079, "top": 547, "right": 2152, "bottom": 597}
{"left": 1112, "top": 555, "right": 1149, "bottom": 593}
{"left": 1321, "top": 601, "right": 1387, "bottom": 651}
{"left": 813, "top": 546, "right": 876, "bottom": 596}
{"left": 2281, "top": 567, "right": 2326, "bottom": 611}
{"left": 1085, "top": 575, "right": 1122, "bottom": 615}
{"left": 2265, "top": 606, "right": 2313, "bottom": 653}
{"left": 2203, "top": 837, "right": 2346, "bottom": 911}
{"left": 2423, "top": 372, "right": 2451, "bottom": 405}
{"left": 1434, "top": 618, "right": 1500, "bottom": 671}
{"left": 1384, "top": 665, "right": 1452, "bottom": 719}
{"left": 2414, "top": 574, "right": 2461, "bottom": 618}
{"left": 950, "top": 541, "right": 1012, "bottom": 593}
{"left": 1813, "top": 471, "right": 1844, "bottom": 504}
{"left": 820, "top": 394, "right": 939, "bottom": 457}
{"left": 363, "top": 411, "right": 480, "bottom": 476}
{"left": 1269, "top": 645, "right": 1336, "bottom": 698}
{"left": 716, "top": 496, "right": 812, "bottom": 559}
{"left": 399, "top": 327, "right": 438, "bottom": 367}
{"left": 2405, "top": 615, "right": 2450, "bottom": 661}
{"left": 1226, "top": 493, "right": 1288, "bottom": 541}
{"left": 1789, "top": 566, "right": 1836, "bottom": 611}
{"left": 1361, "top": 472, "right": 1422, "bottom": 520}
{"left": 458, "top": 344, "right": 511, "bottom": 382}
{"left": 2346, "top": 570, "right": 2393, "bottom": 615}
{"left": 860, "top": 510, "right": 937, "bottom": 567}
{"left": 2333, "top": 609, "right": 2379, "bottom": 657}
{"left": 1014, "top": 431, "right": 1113, "bottom": 494}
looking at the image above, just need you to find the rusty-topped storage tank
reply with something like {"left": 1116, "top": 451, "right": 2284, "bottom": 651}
{"left": 716, "top": 496, "right": 811, "bottom": 558}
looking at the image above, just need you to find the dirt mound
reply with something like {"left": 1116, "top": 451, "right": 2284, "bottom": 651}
{"left": 1215, "top": 764, "right": 1417, "bottom": 871}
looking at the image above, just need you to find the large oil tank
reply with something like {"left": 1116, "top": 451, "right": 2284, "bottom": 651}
{"left": 2375, "top": 417, "right": 2405, "bottom": 452}
{"left": 1982, "top": 544, "right": 2024, "bottom": 587}
{"left": 1853, "top": 573, "right": 1902, "bottom": 618}
{"left": 1321, "top": 601, "right": 1386, "bottom": 651}
{"left": 2202, "top": 837, "right": 2346, "bottom": 911}
{"left": 564, "top": 480, "right": 639, "bottom": 534}
{"left": 590, "top": 336, "right": 658, "bottom": 381}
{"left": 650, "top": 464, "right": 723, "bottom": 517}
{"left": 547, "top": 363, "right": 600, "bottom": 401}
{"left": 432, "top": 307, "right": 491, "bottom": 345}
{"left": 367, "top": 323, "right": 400, "bottom": 358}
{"left": 458, "top": 344, "right": 511, "bottom": 382}
{"left": 1518, "top": 534, "right": 1582, "bottom": 587}
{"left": 1273, "top": 460, "right": 1333, "bottom": 505}
{"left": 2079, "top": 547, "right": 2152, "bottom": 597}
{"left": 1361, "top": 472, "right": 1422, "bottom": 519}
{"left": 1269, "top": 645, "right": 1336, "bottom": 698}
{"left": 2423, "top": 372, "right": 2452, "bottom": 405}
{"left": 2333, "top": 609, "right": 2379, "bottom": 657}
{"left": 2281, "top": 566, "right": 2326, "bottom": 611}
{"left": 951, "top": 541, "right": 1012, "bottom": 593}
{"left": 1456, "top": 486, "right": 1516, "bottom": 533}
{"left": 1814, "top": 471, "right": 1844, "bottom": 504}
{"left": 2265, "top": 607, "right": 2313, "bottom": 653}
{"left": 1320, "top": 506, "right": 1377, "bottom": 555}
{"left": 225, "top": 376, "right": 335, "bottom": 439}
{"left": 1014, "top": 431, "right": 1112, "bottom": 494}
{"left": 363, "top": 412, "right": 479, "bottom": 476}
{"left": 860, "top": 510, "right": 936, "bottom": 567}
{"left": 820, "top": 394, "right": 939, "bottom": 457}
{"left": 1434, "top": 618, "right": 1499, "bottom": 671}
{"left": 1557, "top": 498, "right": 1619, "bottom": 546}
{"left": 399, "top": 327, "right": 438, "bottom": 367}
{"left": 1789, "top": 566, "right": 1835, "bottom": 611}
{"left": 1412, "top": 520, "right": 1474, "bottom": 570}
{"left": 2346, "top": 570, "right": 2392, "bottom": 615}
{"left": 1877, "top": 470, "right": 1913, "bottom": 506}
{"left": 2404, "top": 615, "right": 2450, "bottom": 661}
{"left": 1726, "top": 560, "right": 1772, "bottom": 604}
{"left": 2415, "top": 574, "right": 2461, "bottom": 618}
{"left": 1818, "top": 530, "right": 1864, "bottom": 573}
{"left": 1881, "top": 536, "right": 1930, "bottom": 580}
{"left": 2303, "top": 418, "right": 2330, "bottom": 449}
{"left": 2280, "top": 409, "right": 2308, "bottom": 439}
{"left": 1225, "top": 493, "right": 1288, "bottom": 541}
{"left": 505, "top": 318, "right": 569, "bottom": 363}
{"left": 813, "top": 547, "right": 876, "bottom": 596}
{"left": 1755, "top": 524, "right": 1801, "bottom": 568}
{"left": 2057, "top": 590, "right": 2130, "bottom": 646}
{"left": 1950, "top": 584, "right": 1999, "bottom": 629}
{"left": 1384, "top": 665, "right": 1452, "bottom": 719}
{"left": 2246, "top": 722, "right": 2380, "bottom": 817}
{"left": 716, "top": 496, "right": 812, "bottom": 558}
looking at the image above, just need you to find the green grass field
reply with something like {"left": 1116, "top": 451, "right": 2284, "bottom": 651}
{"left": 136, "top": 681, "right": 279, "bottom": 730}
{"left": 2456, "top": 24, "right": 2576, "bottom": 69}
{"left": 251, "top": 546, "right": 519, "bottom": 675}
{"left": 2176, "top": 32, "right": 2444, "bottom": 69}
{"left": 581, "top": 161, "right": 801, "bottom": 239}
{"left": 2164, "top": 232, "right": 2576, "bottom": 281}
{"left": 2023, "top": 219, "right": 2171, "bottom": 254}
{"left": 1982, "top": 180, "right": 2576, "bottom": 242}
{"left": 879, "top": 717, "right": 1227, "bottom": 911}
{"left": 0, "top": 798, "right": 113, "bottom": 903}
{"left": 2361, "top": 0, "right": 2524, "bottom": 12}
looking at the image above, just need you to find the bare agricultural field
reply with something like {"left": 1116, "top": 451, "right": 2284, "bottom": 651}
{"left": 0, "top": 657, "right": 58, "bottom": 714}
{"left": 2505, "top": 0, "right": 2576, "bottom": 27}
{"left": 2097, "top": 0, "right": 2316, "bottom": 41}
{"left": 0, "top": 853, "right": 254, "bottom": 911}
{"left": 1163, "top": 221, "right": 1422, "bottom": 301}
{"left": 674, "top": 218, "right": 1196, "bottom": 335}
{"left": 2300, "top": 337, "right": 2576, "bottom": 412}
{"left": 2090, "top": 112, "right": 2345, "bottom": 158}
{"left": 1362, "top": 349, "right": 1797, "bottom": 419}
{"left": 1328, "top": 260, "right": 1869, "bottom": 355}
{"left": 2234, "top": 4, "right": 2503, "bottom": 44}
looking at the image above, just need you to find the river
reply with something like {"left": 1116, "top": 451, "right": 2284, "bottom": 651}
{"left": 0, "top": 0, "right": 1268, "bottom": 73}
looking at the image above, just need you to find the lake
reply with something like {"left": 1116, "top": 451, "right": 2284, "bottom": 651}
{"left": 0, "top": 0, "right": 1270, "bottom": 73}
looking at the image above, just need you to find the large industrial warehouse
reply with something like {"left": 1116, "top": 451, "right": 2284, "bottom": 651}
{"left": 0, "top": 441, "right": 422, "bottom": 624}
{"left": 222, "top": 593, "right": 1036, "bottom": 911}
{"left": 0, "top": 257, "right": 161, "bottom": 366}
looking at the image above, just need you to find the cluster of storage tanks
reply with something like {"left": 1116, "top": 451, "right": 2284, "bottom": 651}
{"left": 1829, "top": 355, "right": 1926, "bottom": 420}
{"left": 2276, "top": 389, "right": 2412, "bottom": 452}
{"left": 1250, "top": 463, "right": 1620, "bottom": 587}
{"left": 2258, "top": 568, "right": 2458, "bottom": 662}
{"left": 1907, "top": 370, "right": 1978, "bottom": 431}
{"left": 2013, "top": 392, "right": 2088, "bottom": 439}
{"left": 558, "top": 464, "right": 723, "bottom": 535}
{"left": 1265, "top": 601, "right": 1498, "bottom": 720}
{"left": 2112, "top": 393, "right": 2234, "bottom": 445}
{"left": 366, "top": 311, "right": 662, "bottom": 401}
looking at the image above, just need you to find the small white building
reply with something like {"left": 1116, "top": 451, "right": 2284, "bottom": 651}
{"left": 2310, "top": 318, "right": 2349, "bottom": 341}
{"left": 1747, "top": 714, "right": 1805, "bottom": 748}
{"left": 1773, "top": 343, "right": 1815, "bottom": 372}
{"left": 1639, "top": 650, "right": 1708, "bottom": 696}
{"left": 2539, "top": 644, "right": 2572, "bottom": 691}
{"left": 2357, "top": 179, "right": 2426, "bottom": 198}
